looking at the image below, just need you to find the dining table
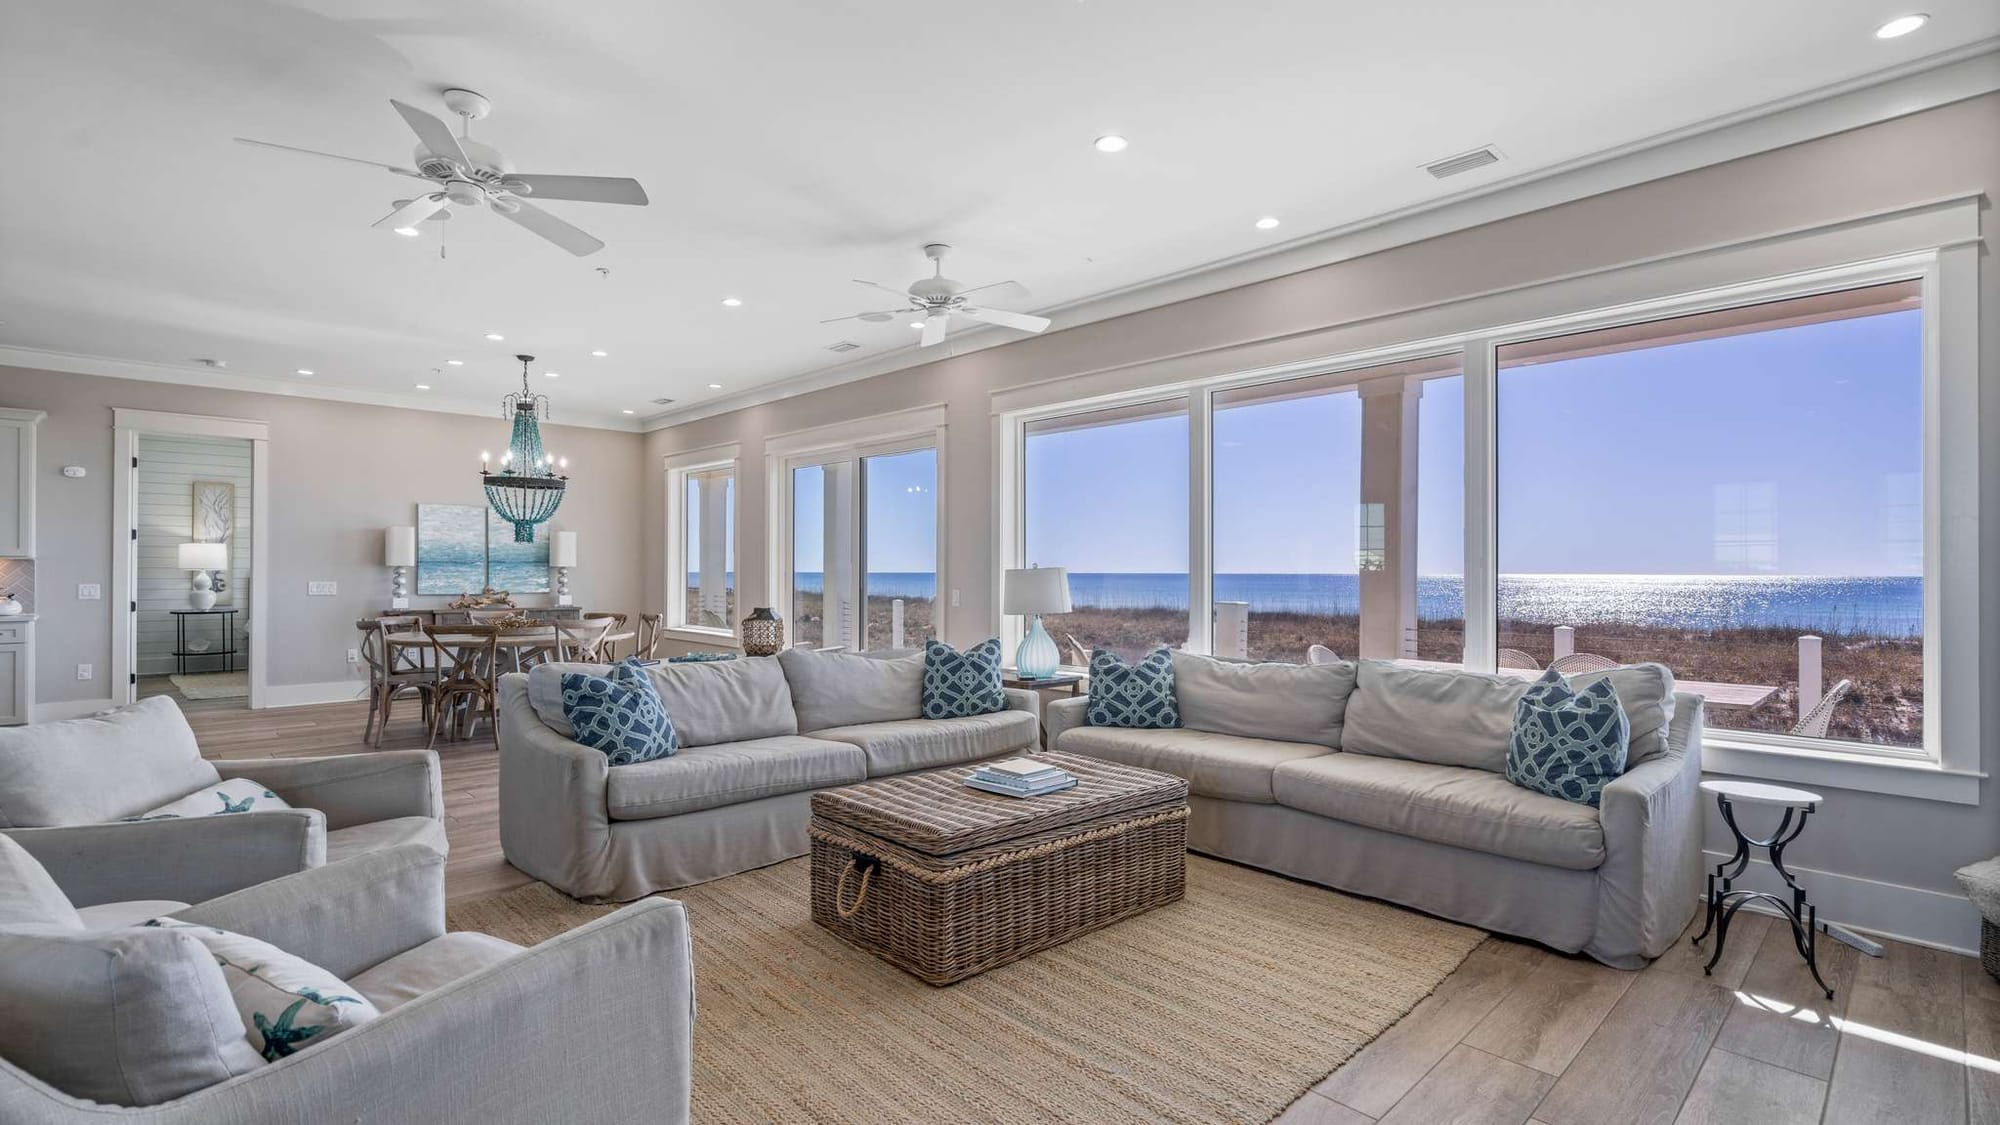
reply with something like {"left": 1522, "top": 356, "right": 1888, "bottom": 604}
{"left": 385, "top": 628, "right": 639, "bottom": 674}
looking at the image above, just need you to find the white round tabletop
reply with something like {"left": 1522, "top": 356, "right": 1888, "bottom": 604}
{"left": 1700, "top": 779, "right": 1822, "bottom": 808}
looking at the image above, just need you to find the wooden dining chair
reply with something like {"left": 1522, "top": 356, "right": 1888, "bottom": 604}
{"left": 554, "top": 617, "right": 616, "bottom": 663}
{"left": 465, "top": 608, "right": 518, "bottom": 625}
{"left": 635, "top": 613, "right": 664, "bottom": 661}
{"left": 358, "top": 618, "right": 435, "bottom": 745}
{"left": 424, "top": 624, "right": 502, "bottom": 748}
{"left": 584, "top": 612, "right": 628, "bottom": 659}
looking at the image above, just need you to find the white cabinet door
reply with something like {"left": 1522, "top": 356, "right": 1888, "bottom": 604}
{"left": 0, "top": 410, "right": 44, "bottom": 559}
{"left": 0, "top": 646, "right": 23, "bottom": 725}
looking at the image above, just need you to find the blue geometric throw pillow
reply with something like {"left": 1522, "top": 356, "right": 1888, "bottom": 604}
{"left": 560, "top": 659, "right": 678, "bottom": 765}
{"left": 922, "top": 638, "right": 1007, "bottom": 719}
{"left": 1086, "top": 648, "right": 1180, "bottom": 729}
{"left": 1506, "top": 669, "right": 1628, "bottom": 806}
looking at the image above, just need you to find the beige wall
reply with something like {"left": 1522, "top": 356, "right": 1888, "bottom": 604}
{"left": 0, "top": 366, "right": 647, "bottom": 703}
{"left": 642, "top": 93, "right": 2000, "bottom": 940}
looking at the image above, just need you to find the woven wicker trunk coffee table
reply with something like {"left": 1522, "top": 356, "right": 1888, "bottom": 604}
{"left": 808, "top": 751, "right": 1190, "bottom": 985}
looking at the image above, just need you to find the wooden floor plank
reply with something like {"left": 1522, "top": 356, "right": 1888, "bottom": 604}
{"left": 1710, "top": 919, "right": 1859, "bottom": 1080}
{"left": 1652, "top": 912, "right": 1774, "bottom": 992}
{"left": 1964, "top": 994, "right": 2000, "bottom": 1125}
{"left": 1376, "top": 1043, "right": 1553, "bottom": 1125}
{"left": 1271, "top": 1092, "right": 1376, "bottom": 1125}
{"left": 1462, "top": 954, "right": 1636, "bottom": 1074}
{"left": 1823, "top": 982, "right": 1967, "bottom": 1125}
{"left": 1532, "top": 971, "right": 1736, "bottom": 1125}
{"left": 1672, "top": 1047, "right": 1826, "bottom": 1125}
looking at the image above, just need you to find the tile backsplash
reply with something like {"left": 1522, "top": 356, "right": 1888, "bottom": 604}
{"left": 0, "top": 559, "right": 33, "bottom": 613}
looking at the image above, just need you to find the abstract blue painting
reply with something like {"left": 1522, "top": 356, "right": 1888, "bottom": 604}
{"left": 486, "top": 508, "right": 551, "bottom": 593}
{"left": 416, "top": 504, "right": 486, "bottom": 596}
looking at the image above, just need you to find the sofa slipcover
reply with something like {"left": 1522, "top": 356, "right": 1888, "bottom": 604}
{"left": 1170, "top": 651, "right": 1357, "bottom": 747}
{"left": 605, "top": 736, "right": 866, "bottom": 821}
{"left": 813, "top": 711, "right": 1040, "bottom": 776}
{"left": 1057, "top": 726, "right": 1331, "bottom": 803}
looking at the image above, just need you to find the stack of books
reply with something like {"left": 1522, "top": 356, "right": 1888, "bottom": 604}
{"left": 965, "top": 757, "right": 1078, "bottom": 798}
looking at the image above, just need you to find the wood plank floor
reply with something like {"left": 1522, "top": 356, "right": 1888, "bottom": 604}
{"left": 171, "top": 691, "right": 1995, "bottom": 1124}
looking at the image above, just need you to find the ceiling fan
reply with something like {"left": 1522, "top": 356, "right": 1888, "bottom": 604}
{"left": 234, "top": 88, "right": 648, "bottom": 257}
{"left": 826, "top": 244, "right": 1051, "bottom": 347}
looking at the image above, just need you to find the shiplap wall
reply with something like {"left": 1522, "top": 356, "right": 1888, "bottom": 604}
{"left": 136, "top": 434, "right": 252, "bottom": 676}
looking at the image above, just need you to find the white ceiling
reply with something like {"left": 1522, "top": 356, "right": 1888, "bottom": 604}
{"left": 2, "top": 1, "right": 1995, "bottom": 429}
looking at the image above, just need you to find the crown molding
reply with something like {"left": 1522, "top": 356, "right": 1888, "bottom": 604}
{"left": 645, "top": 38, "right": 2000, "bottom": 431}
{"left": 0, "top": 346, "right": 646, "bottom": 433}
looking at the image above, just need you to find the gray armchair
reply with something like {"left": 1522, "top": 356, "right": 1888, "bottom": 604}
{"left": 0, "top": 697, "right": 445, "bottom": 907}
{"left": 0, "top": 843, "right": 696, "bottom": 1124}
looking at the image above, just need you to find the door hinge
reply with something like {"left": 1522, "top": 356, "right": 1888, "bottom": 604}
{"left": 131, "top": 456, "right": 138, "bottom": 468}
{"left": 129, "top": 673, "right": 137, "bottom": 685}
{"left": 130, "top": 528, "right": 138, "bottom": 541}
{"left": 130, "top": 601, "right": 137, "bottom": 613}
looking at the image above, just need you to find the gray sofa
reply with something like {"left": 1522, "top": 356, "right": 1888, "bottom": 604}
{"left": 0, "top": 838, "right": 693, "bottom": 1124}
{"left": 498, "top": 648, "right": 1041, "bottom": 901}
{"left": 0, "top": 697, "right": 446, "bottom": 908}
{"left": 1046, "top": 654, "right": 1703, "bottom": 968}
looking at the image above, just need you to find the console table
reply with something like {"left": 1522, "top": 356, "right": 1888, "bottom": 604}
{"left": 170, "top": 608, "right": 239, "bottom": 674}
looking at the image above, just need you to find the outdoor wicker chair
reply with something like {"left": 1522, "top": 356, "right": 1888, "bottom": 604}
{"left": 1792, "top": 678, "right": 1853, "bottom": 739}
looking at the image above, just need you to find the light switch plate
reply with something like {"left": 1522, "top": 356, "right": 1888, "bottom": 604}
{"left": 76, "top": 664, "right": 92, "bottom": 681}
{"left": 77, "top": 583, "right": 101, "bottom": 600}
{"left": 308, "top": 581, "right": 338, "bottom": 596}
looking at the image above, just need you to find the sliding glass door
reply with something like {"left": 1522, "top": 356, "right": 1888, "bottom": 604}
{"left": 787, "top": 441, "right": 939, "bottom": 652}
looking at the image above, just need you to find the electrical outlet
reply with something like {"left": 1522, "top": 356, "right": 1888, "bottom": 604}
{"left": 76, "top": 664, "right": 92, "bottom": 681}
{"left": 308, "top": 581, "right": 338, "bottom": 597}
{"left": 950, "top": 588, "right": 961, "bottom": 608}
{"left": 346, "top": 648, "right": 360, "bottom": 665}
{"left": 77, "top": 583, "right": 101, "bottom": 600}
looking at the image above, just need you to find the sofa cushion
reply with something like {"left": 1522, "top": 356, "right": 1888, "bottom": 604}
{"left": 0, "top": 696, "right": 220, "bottom": 828}
{"left": 1058, "top": 726, "right": 1330, "bottom": 803}
{"left": 146, "top": 917, "right": 381, "bottom": 1061}
{"left": 326, "top": 816, "right": 449, "bottom": 864}
{"left": 77, "top": 900, "right": 189, "bottom": 929}
{"left": 561, "top": 661, "right": 680, "bottom": 764}
{"left": 1087, "top": 648, "right": 1180, "bottom": 729}
{"left": 921, "top": 638, "right": 1007, "bottom": 719}
{"left": 349, "top": 932, "right": 523, "bottom": 1013}
{"left": 605, "top": 735, "right": 866, "bottom": 821}
{"left": 134, "top": 776, "right": 293, "bottom": 820}
{"left": 778, "top": 647, "right": 925, "bottom": 731}
{"left": 1507, "top": 670, "right": 1629, "bottom": 807}
{"left": 529, "top": 657, "right": 798, "bottom": 748}
{"left": 1563, "top": 663, "right": 1677, "bottom": 767}
{"left": 815, "top": 711, "right": 1041, "bottom": 777}
{"left": 1273, "top": 754, "right": 1605, "bottom": 870}
{"left": 0, "top": 832, "right": 82, "bottom": 930}
{"left": 0, "top": 925, "right": 265, "bottom": 1106}
{"left": 1341, "top": 661, "right": 1530, "bottom": 773}
{"left": 1171, "top": 651, "right": 1357, "bottom": 747}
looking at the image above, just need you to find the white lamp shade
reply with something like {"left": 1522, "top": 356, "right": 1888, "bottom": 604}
{"left": 384, "top": 526, "right": 416, "bottom": 568}
{"left": 551, "top": 531, "right": 578, "bottom": 568}
{"left": 1002, "top": 567, "right": 1072, "bottom": 615}
{"left": 178, "top": 542, "right": 227, "bottom": 572}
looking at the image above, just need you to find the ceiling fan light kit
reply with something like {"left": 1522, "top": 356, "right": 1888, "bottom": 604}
{"left": 826, "top": 243, "right": 1053, "bottom": 348}
{"left": 236, "top": 88, "right": 649, "bottom": 257}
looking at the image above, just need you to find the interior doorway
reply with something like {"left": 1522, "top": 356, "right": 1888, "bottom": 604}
{"left": 111, "top": 409, "right": 270, "bottom": 710}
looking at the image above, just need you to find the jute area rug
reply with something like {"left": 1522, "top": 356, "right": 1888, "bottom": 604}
{"left": 168, "top": 671, "right": 248, "bottom": 700}
{"left": 448, "top": 855, "right": 1482, "bottom": 1124}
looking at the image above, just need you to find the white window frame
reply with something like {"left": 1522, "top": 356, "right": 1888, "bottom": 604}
{"left": 663, "top": 443, "right": 740, "bottom": 646}
{"left": 995, "top": 202, "right": 1979, "bottom": 803}
{"left": 766, "top": 406, "right": 948, "bottom": 652}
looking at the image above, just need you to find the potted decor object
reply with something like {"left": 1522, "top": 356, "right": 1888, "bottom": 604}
{"left": 1956, "top": 856, "right": 2000, "bottom": 979}
{"left": 0, "top": 594, "right": 21, "bottom": 616}
{"left": 741, "top": 607, "right": 784, "bottom": 656}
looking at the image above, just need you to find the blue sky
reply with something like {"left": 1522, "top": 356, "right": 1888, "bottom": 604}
{"left": 789, "top": 449, "right": 938, "bottom": 573}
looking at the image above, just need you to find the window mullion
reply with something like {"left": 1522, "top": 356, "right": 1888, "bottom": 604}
{"left": 1188, "top": 390, "right": 1213, "bottom": 656}
{"left": 1462, "top": 340, "right": 1497, "bottom": 673}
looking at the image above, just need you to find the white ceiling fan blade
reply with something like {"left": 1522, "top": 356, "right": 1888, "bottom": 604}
{"left": 495, "top": 198, "right": 606, "bottom": 256}
{"left": 390, "top": 99, "right": 472, "bottom": 169}
{"left": 853, "top": 279, "right": 916, "bottom": 303}
{"left": 958, "top": 306, "right": 1051, "bottom": 334}
{"left": 504, "top": 174, "right": 649, "bottom": 205}
{"left": 955, "top": 280, "right": 1031, "bottom": 305}
{"left": 234, "top": 137, "right": 422, "bottom": 177}
{"left": 370, "top": 193, "right": 446, "bottom": 230}
{"left": 920, "top": 314, "right": 949, "bottom": 347}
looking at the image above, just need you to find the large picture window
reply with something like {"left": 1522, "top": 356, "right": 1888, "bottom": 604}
{"left": 666, "top": 455, "right": 736, "bottom": 637}
{"left": 1495, "top": 281, "right": 1924, "bottom": 748}
{"left": 783, "top": 433, "right": 941, "bottom": 652}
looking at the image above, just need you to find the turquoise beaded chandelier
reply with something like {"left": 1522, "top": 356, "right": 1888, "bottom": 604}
{"left": 481, "top": 353, "right": 568, "bottom": 542}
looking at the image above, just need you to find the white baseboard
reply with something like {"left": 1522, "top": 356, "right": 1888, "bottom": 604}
{"left": 257, "top": 680, "right": 368, "bottom": 709}
{"left": 1702, "top": 848, "right": 1978, "bottom": 955}
{"left": 30, "top": 698, "right": 118, "bottom": 722}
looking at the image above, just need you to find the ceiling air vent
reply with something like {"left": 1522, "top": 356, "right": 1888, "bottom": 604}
{"left": 649, "top": 397, "right": 675, "bottom": 406}
{"left": 825, "top": 340, "right": 862, "bottom": 353}
{"left": 1424, "top": 146, "right": 1501, "bottom": 180}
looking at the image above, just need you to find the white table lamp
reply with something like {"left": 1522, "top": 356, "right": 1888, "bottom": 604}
{"left": 1003, "top": 566, "right": 1071, "bottom": 679}
{"left": 552, "top": 531, "right": 578, "bottom": 606}
{"left": 178, "top": 542, "right": 228, "bottom": 611}
{"left": 384, "top": 526, "right": 416, "bottom": 609}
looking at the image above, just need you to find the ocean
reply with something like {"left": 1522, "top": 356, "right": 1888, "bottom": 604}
{"left": 784, "top": 572, "right": 1924, "bottom": 637}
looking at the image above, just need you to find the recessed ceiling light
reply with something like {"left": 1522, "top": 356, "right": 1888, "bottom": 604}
{"left": 1254, "top": 216, "right": 1281, "bottom": 230}
{"left": 484, "top": 332, "right": 504, "bottom": 341}
{"left": 543, "top": 371, "right": 560, "bottom": 379}
{"left": 295, "top": 368, "right": 314, "bottom": 376}
{"left": 1875, "top": 13, "right": 1928, "bottom": 37}
{"left": 621, "top": 408, "right": 635, "bottom": 415}
{"left": 415, "top": 383, "right": 430, "bottom": 390}
{"left": 910, "top": 321, "right": 925, "bottom": 329}
{"left": 721, "top": 297, "right": 743, "bottom": 307}
{"left": 446, "top": 359, "right": 464, "bottom": 366}
{"left": 1094, "top": 134, "right": 1129, "bottom": 153}
{"left": 708, "top": 382, "right": 723, "bottom": 390}
{"left": 392, "top": 226, "right": 421, "bottom": 238}
{"left": 590, "top": 349, "right": 608, "bottom": 357}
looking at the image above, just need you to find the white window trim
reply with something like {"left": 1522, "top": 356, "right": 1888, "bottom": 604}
{"left": 662, "top": 443, "right": 740, "bottom": 647}
{"left": 995, "top": 205, "right": 1980, "bottom": 803}
{"left": 766, "top": 408, "right": 947, "bottom": 652}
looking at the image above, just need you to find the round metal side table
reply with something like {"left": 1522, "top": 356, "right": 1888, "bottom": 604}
{"left": 1690, "top": 779, "right": 1833, "bottom": 998}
